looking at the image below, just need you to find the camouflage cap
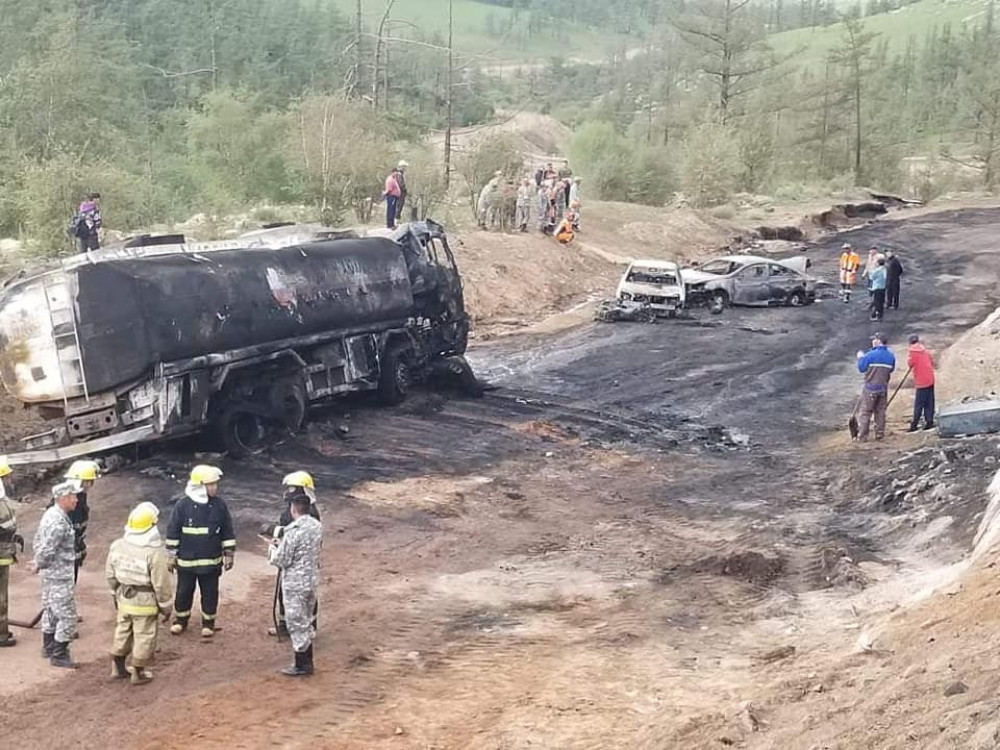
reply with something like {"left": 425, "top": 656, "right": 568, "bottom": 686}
{"left": 51, "top": 480, "right": 79, "bottom": 500}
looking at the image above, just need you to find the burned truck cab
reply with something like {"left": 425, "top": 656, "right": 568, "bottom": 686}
{"left": 0, "top": 220, "right": 471, "bottom": 463}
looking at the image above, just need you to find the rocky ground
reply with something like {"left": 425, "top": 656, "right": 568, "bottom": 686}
{"left": 3, "top": 208, "right": 1000, "bottom": 748}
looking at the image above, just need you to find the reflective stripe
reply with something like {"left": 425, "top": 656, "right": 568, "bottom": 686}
{"left": 165, "top": 539, "right": 179, "bottom": 547}
{"left": 202, "top": 613, "right": 216, "bottom": 621}
{"left": 222, "top": 540, "right": 236, "bottom": 549}
{"left": 182, "top": 527, "right": 211, "bottom": 535}
{"left": 0, "top": 557, "right": 13, "bottom": 566}
{"left": 119, "top": 602, "right": 159, "bottom": 616}
{"left": 174, "top": 609, "right": 191, "bottom": 618}
{"left": 176, "top": 557, "right": 222, "bottom": 568}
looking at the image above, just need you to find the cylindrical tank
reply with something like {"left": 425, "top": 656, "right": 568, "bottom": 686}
{"left": 0, "top": 238, "right": 415, "bottom": 404}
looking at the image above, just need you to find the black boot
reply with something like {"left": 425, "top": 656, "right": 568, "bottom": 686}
{"left": 111, "top": 655, "right": 128, "bottom": 680}
{"left": 41, "top": 631, "right": 55, "bottom": 658}
{"left": 0, "top": 631, "right": 16, "bottom": 647}
{"left": 50, "top": 640, "right": 77, "bottom": 669}
{"left": 304, "top": 644, "right": 315, "bottom": 675}
{"left": 281, "top": 649, "right": 310, "bottom": 677}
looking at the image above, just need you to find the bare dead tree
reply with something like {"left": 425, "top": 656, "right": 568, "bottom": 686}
{"left": 444, "top": 0, "right": 454, "bottom": 189}
{"left": 372, "top": 0, "right": 396, "bottom": 108}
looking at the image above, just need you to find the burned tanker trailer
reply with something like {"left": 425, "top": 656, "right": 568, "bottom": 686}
{"left": 0, "top": 220, "right": 470, "bottom": 463}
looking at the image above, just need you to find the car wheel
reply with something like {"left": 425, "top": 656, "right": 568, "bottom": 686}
{"left": 709, "top": 291, "right": 728, "bottom": 315}
{"left": 787, "top": 290, "right": 806, "bottom": 307}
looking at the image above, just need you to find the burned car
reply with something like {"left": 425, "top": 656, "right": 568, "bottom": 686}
{"left": 684, "top": 254, "right": 816, "bottom": 314}
{"left": 615, "top": 259, "right": 686, "bottom": 317}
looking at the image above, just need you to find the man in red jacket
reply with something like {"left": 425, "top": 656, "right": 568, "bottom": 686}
{"left": 907, "top": 334, "right": 935, "bottom": 432}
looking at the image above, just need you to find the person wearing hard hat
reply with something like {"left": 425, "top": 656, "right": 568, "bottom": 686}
{"left": 268, "top": 491, "right": 323, "bottom": 677}
{"left": 106, "top": 502, "right": 174, "bottom": 684}
{"left": 165, "top": 465, "right": 236, "bottom": 638}
{"left": 0, "top": 456, "right": 24, "bottom": 648}
{"left": 59, "top": 459, "right": 100, "bottom": 583}
{"left": 263, "top": 472, "right": 321, "bottom": 638}
{"left": 30, "top": 481, "right": 80, "bottom": 668}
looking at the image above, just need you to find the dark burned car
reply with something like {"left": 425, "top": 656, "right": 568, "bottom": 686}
{"left": 683, "top": 254, "right": 816, "bottom": 314}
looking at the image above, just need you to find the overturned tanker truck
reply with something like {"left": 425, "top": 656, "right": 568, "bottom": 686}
{"left": 0, "top": 220, "right": 471, "bottom": 464}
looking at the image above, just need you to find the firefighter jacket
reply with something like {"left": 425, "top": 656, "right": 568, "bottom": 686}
{"left": 106, "top": 527, "right": 174, "bottom": 616}
{"left": 46, "top": 491, "right": 88, "bottom": 564}
{"left": 33, "top": 505, "right": 76, "bottom": 582}
{"left": 0, "top": 494, "right": 16, "bottom": 566}
{"left": 165, "top": 493, "right": 236, "bottom": 574}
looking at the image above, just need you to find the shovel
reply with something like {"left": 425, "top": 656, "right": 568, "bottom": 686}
{"left": 848, "top": 367, "right": 912, "bottom": 439}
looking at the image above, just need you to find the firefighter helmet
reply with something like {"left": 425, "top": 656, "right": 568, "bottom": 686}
{"left": 126, "top": 502, "right": 160, "bottom": 533}
{"left": 65, "top": 459, "right": 100, "bottom": 482}
{"left": 189, "top": 465, "right": 223, "bottom": 485}
{"left": 282, "top": 471, "right": 315, "bottom": 490}
{"left": 0, "top": 456, "right": 11, "bottom": 478}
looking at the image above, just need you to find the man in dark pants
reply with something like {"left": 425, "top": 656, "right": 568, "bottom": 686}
{"left": 868, "top": 257, "right": 887, "bottom": 321}
{"left": 906, "top": 334, "right": 936, "bottom": 431}
{"left": 60, "top": 460, "right": 100, "bottom": 584}
{"left": 885, "top": 251, "right": 904, "bottom": 310}
{"left": 166, "top": 465, "right": 236, "bottom": 639}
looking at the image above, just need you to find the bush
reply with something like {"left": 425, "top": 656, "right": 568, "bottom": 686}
{"left": 681, "top": 124, "right": 741, "bottom": 207}
{"left": 455, "top": 133, "right": 524, "bottom": 218}
{"left": 628, "top": 145, "right": 676, "bottom": 205}
{"left": 568, "top": 121, "right": 631, "bottom": 200}
{"left": 400, "top": 149, "right": 448, "bottom": 221}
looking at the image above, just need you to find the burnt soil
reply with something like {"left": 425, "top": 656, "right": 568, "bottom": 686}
{"left": 4, "top": 209, "right": 1000, "bottom": 749}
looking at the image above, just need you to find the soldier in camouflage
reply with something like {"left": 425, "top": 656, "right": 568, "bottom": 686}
{"left": 268, "top": 492, "right": 322, "bottom": 677}
{"left": 31, "top": 481, "right": 81, "bottom": 668}
{"left": 0, "top": 456, "right": 24, "bottom": 648}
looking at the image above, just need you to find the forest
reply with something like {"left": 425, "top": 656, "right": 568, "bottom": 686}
{"left": 2, "top": 0, "right": 999, "bottom": 250}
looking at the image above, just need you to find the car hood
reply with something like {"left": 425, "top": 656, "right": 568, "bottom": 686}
{"left": 681, "top": 270, "right": 723, "bottom": 285}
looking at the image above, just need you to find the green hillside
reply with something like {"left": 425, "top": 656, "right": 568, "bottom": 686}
{"left": 333, "top": 0, "right": 637, "bottom": 62}
{"left": 770, "top": 0, "right": 991, "bottom": 67}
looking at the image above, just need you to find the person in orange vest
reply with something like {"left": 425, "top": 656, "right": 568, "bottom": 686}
{"left": 838, "top": 243, "right": 861, "bottom": 303}
{"left": 554, "top": 210, "right": 576, "bottom": 245}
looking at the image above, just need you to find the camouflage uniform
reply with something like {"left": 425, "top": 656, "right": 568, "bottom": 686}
{"left": 269, "top": 515, "right": 322, "bottom": 653}
{"left": 33, "top": 504, "right": 77, "bottom": 642}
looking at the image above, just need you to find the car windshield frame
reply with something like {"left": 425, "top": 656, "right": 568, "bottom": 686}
{"left": 626, "top": 267, "right": 679, "bottom": 285}
{"left": 697, "top": 260, "right": 739, "bottom": 275}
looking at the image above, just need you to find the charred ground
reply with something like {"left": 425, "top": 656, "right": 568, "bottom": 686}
{"left": 2, "top": 208, "right": 1000, "bottom": 748}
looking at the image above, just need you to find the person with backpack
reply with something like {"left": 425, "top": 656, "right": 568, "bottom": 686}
{"left": 73, "top": 193, "right": 102, "bottom": 252}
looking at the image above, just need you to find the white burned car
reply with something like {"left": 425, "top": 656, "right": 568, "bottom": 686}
{"left": 615, "top": 260, "right": 686, "bottom": 317}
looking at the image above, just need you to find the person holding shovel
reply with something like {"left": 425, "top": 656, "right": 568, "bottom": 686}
{"left": 855, "top": 332, "right": 896, "bottom": 442}
{"left": 906, "top": 334, "right": 935, "bottom": 432}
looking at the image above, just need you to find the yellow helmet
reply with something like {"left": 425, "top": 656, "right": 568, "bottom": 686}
{"left": 65, "top": 459, "right": 100, "bottom": 482}
{"left": 282, "top": 471, "right": 315, "bottom": 490}
{"left": 189, "top": 465, "right": 223, "bottom": 485}
{"left": 125, "top": 502, "right": 159, "bottom": 533}
{"left": 0, "top": 455, "right": 11, "bottom": 478}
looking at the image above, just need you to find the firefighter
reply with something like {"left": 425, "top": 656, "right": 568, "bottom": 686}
{"left": 106, "top": 502, "right": 174, "bottom": 684}
{"left": 57, "top": 459, "right": 99, "bottom": 584}
{"left": 264, "top": 472, "right": 321, "bottom": 638}
{"left": 166, "top": 465, "right": 236, "bottom": 638}
{"left": 838, "top": 243, "right": 861, "bottom": 303}
{"left": 0, "top": 456, "right": 23, "bottom": 648}
{"left": 268, "top": 492, "right": 323, "bottom": 677}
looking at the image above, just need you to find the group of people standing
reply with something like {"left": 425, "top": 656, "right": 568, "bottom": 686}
{"left": 0, "top": 460, "right": 324, "bottom": 684}
{"left": 383, "top": 161, "right": 409, "bottom": 230}
{"left": 854, "top": 332, "right": 937, "bottom": 442}
{"left": 838, "top": 242, "right": 904, "bottom": 320}
{"left": 477, "top": 163, "right": 581, "bottom": 243}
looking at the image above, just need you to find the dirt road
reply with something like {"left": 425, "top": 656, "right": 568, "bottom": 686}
{"left": 3, "top": 209, "right": 1000, "bottom": 748}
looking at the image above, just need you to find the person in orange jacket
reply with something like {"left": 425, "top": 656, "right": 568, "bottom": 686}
{"left": 554, "top": 210, "right": 576, "bottom": 245}
{"left": 838, "top": 243, "right": 861, "bottom": 303}
{"left": 906, "top": 334, "right": 935, "bottom": 432}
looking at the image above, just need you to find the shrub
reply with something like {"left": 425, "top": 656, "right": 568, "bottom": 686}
{"left": 681, "top": 124, "right": 741, "bottom": 207}
{"left": 455, "top": 133, "right": 524, "bottom": 218}
{"left": 568, "top": 121, "right": 631, "bottom": 200}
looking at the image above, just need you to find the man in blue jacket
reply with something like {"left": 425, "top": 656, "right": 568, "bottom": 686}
{"left": 856, "top": 332, "right": 896, "bottom": 441}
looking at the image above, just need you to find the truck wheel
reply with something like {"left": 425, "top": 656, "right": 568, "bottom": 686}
{"left": 709, "top": 291, "right": 728, "bottom": 315}
{"left": 218, "top": 409, "right": 266, "bottom": 458}
{"left": 378, "top": 345, "right": 412, "bottom": 405}
{"left": 269, "top": 378, "right": 307, "bottom": 432}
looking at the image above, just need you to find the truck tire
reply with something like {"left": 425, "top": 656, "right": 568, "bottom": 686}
{"left": 378, "top": 344, "right": 412, "bottom": 405}
{"left": 218, "top": 408, "right": 267, "bottom": 458}
{"left": 269, "top": 377, "right": 307, "bottom": 432}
